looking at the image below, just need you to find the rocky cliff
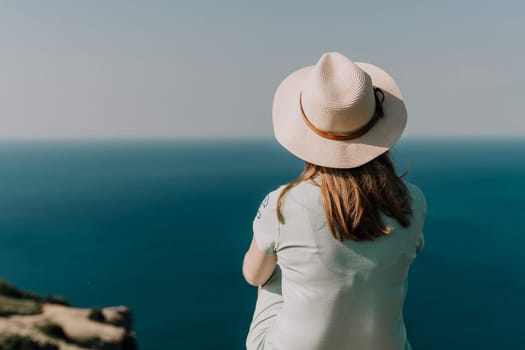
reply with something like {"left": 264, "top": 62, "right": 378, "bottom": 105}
{"left": 0, "top": 280, "right": 137, "bottom": 350}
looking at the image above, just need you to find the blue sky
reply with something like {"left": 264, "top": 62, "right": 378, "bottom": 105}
{"left": 1, "top": 0, "right": 523, "bottom": 139}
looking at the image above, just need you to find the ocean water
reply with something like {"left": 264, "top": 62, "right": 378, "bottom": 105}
{"left": 0, "top": 138, "right": 523, "bottom": 349}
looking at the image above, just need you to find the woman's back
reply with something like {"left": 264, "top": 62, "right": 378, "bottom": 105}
{"left": 244, "top": 51, "right": 425, "bottom": 350}
{"left": 250, "top": 178, "right": 426, "bottom": 350}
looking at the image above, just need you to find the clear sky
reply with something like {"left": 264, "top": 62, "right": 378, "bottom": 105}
{"left": 1, "top": 0, "right": 524, "bottom": 139}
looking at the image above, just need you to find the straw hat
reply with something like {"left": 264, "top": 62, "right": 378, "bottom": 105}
{"left": 272, "top": 52, "right": 407, "bottom": 169}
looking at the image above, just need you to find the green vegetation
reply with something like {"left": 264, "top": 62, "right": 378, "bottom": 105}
{"left": 38, "top": 321, "right": 105, "bottom": 349}
{"left": 42, "top": 294, "right": 70, "bottom": 306}
{"left": 0, "top": 280, "right": 40, "bottom": 301}
{"left": 0, "top": 279, "right": 69, "bottom": 313}
{"left": 37, "top": 322, "right": 69, "bottom": 340}
{"left": 87, "top": 307, "right": 106, "bottom": 323}
{"left": 0, "top": 295, "right": 42, "bottom": 316}
{"left": 0, "top": 335, "right": 58, "bottom": 350}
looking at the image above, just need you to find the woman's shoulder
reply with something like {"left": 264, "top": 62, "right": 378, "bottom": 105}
{"left": 403, "top": 181, "right": 427, "bottom": 216}
{"left": 404, "top": 181, "right": 424, "bottom": 195}
{"left": 283, "top": 179, "right": 322, "bottom": 210}
{"left": 265, "top": 184, "right": 288, "bottom": 201}
{"left": 255, "top": 184, "right": 288, "bottom": 211}
{"left": 259, "top": 180, "right": 320, "bottom": 211}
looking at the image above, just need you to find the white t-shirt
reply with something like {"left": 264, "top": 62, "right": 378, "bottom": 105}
{"left": 250, "top": 178, "right": 426, "bottom": 350}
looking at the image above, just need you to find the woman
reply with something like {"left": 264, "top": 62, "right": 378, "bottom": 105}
{"left": 242, "top": 52, "right": 426, "bottom": 350}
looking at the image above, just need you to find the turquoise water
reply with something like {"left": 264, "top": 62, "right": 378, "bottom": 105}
{"left": 0, "top": 138, "right": 523, "bottom": 349}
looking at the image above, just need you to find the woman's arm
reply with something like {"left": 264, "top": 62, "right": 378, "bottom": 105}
{"left": 242, "top": 235, "right": 277, "bottom": 287}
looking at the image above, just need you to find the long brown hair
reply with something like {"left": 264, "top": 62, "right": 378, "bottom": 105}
{"left": 276, "top": 152, "right": 412, "bottom": 242}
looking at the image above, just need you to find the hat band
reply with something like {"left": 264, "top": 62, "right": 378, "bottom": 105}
{"left": 299, "top": 87, "right": 385, "bottom": 141}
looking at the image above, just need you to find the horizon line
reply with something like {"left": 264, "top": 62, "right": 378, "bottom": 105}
{"left": 0, "top": 135, "right": 523, "bottom": 143}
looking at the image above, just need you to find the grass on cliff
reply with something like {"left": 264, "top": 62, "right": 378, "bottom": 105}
{"left": 38, "top": 321, "right": 105, "bottom": 349}
{"left": 0, "top": 280, "right": 40, "bottom": 301}
{"left": 0, "top": 335, "right": 58, "bottom": 350}
{"left": 0, "top": 295, "right": 42, "bottom": 316}
{"left": 0, "top": 279, "right": 69, "bottom": 306}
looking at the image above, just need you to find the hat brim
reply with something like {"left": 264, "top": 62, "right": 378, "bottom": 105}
{"left": 272, "top": 62, "right": 407, "bottom": 168}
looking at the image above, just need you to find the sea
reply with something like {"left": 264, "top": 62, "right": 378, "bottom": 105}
{"left": 0, "top": 138, "right": 523, "bottom": 350}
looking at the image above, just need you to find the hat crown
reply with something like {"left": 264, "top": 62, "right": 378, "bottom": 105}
{"left": 301, "top": 52, "right": 376, "bottom": 134}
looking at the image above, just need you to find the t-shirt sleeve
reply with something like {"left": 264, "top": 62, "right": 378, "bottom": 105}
{"left": 252, "top": 187, "right": 282, "bottom": 256}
